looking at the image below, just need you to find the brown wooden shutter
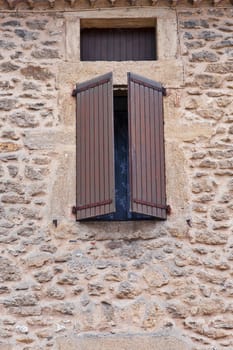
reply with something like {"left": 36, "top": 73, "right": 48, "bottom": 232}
{"left": 81, "top": 28, "right": 156, "bottom": 62}
{"left": 74, "top": 72, "right": 115, "bottom": 220}
{"left": 128, "top": 72, "right": 167, "bottom": 219}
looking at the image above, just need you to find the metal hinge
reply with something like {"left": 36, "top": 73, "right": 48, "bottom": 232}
{"left": 72, "top": 206, "right": 77, "bottom": 215}
{"left": 72, "top": 89, "right": 77, "bottom": 97}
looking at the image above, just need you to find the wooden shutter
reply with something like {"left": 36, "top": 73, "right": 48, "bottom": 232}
{"left": 128, "top": 72, "right": 167, "bottom": 219}
{"left": 74, "top": 72, "right": 115, "bottom": 220}
{"left": 81, "top": 28, "right": 156, "bottom": 61}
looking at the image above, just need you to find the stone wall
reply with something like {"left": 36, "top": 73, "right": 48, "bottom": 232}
{"left": 0, "top": 6, "right": 232, "bottom": 350}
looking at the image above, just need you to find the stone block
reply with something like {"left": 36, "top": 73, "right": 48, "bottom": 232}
{"left": 56, "top": 333, "right": 190, "bottom": 350}
{"left": 0, "top": 344, "right": 12, "bottom": 350}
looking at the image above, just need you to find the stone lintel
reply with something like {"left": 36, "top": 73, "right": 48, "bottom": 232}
{"left": 58, "top": 59, "right": 184, "bottom": 88}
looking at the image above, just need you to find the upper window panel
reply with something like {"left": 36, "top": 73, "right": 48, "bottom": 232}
{"left": 80, "top": 28, "right": 156, "bottom": 61}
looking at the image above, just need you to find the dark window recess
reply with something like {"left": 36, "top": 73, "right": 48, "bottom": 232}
{"left": 80, "top": 28, "right": 156, "bottom": 61}
{"left": 73, "top": 72, "right": 167, "bottom": 221}
{"left": 94, "top": 94, "right": 151, "bottom": 221}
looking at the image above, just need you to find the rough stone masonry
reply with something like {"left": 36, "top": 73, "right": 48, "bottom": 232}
{"left": 0, "top": 3, "right": 233, "bottom": 350}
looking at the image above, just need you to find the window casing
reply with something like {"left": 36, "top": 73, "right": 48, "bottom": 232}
{"left": 73, "top": 72, "right": 167, "bottom": 221}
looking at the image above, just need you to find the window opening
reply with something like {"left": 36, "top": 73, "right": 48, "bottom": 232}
{"left": 73, "top": 72, "right": 168, "bottom": 221}
{"left": 81, "top": 28, "right": 156, "bottom": 61}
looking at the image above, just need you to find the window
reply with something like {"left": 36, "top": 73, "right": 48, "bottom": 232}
{"left": 80, "top": 28, "right": 156, "bottom": 61}
{"left": 72, "top": 72, "right": 167, "bottom": 221}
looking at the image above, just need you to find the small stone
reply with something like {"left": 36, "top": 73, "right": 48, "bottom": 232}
{"left": 26, "top": 19, "right": 48, "bottom": 30}
{"left": 88, "top": 281, "right": 105, "bottom": 296}
{"left": 0, "top": 99, "right": 17, "bottom": 111}
{"left": 27, "top": 102, "right": 45, "bottom": 110}
{"left": 210, "top": 206, "right": 229, "bottom": 221}
{"left": 0, "top": 142, "right": 20, "bottom": 152}
{"left": 195, "top": 231, "right": 228, "bottom": 245}
{"left": 14, "top": 282, "right": 30, "bottom": 291}
{"left": 0, "top": 81, "right": 13, "bottom": 90}
{"left": 206, "top": 62, "right": 233, "bottom": 74}
{"left": 55, "top": 324, "right": 66, "bottom": 333}
{"left": 15, "top": 29, "right": 39, "bottom": 41}
{"left": 143, "top": 266, "right": 169, "bottom": 288}
{"left": 23, "top": 81, "right": 40, "bottom": 90}
{"left": 219, "top": 160, "right": 233, "bottom": 169}
{"left": 34, "top": 269, "right": 53, "bottom": 283}
{"left": 31, "top": 49, "right": 59, "bottom": 59}
{"left": 0, "top": 41, "right": 16, "bottom": 50}
{"left": 211, "top": 318, "right": 233, "bottom": 330}
{"left": 46, "top": 286, "right": 65, "bottom": 300}
{"left": 182, "top": 19, "right": 209, "bottom": 28}
{"left": 167, "top": 302, "right": 188, "bottom": 319}
{"left": 2, "top": 20, "right": 21, "bottom": 27}
{"left": 1, "top": 195, "right": 30, "bottom": 204}
{"left": 185, "top": 41, "right": 205, "bottom": 50}
{"left": 191, "top": 151, "right": 206, "bottom": 160}
{"left": 25, "top": 252, "right": 54, "bottom": 268}
{"left": 21, "top": 65, "right": 53, "bottom": 81}
{"left": 199, "top": 159, "right": 217, "bottom": 168}
{"left": 3, "top": 293, "right": 38, "bottom": 307}
{"left": 216, "top": 97, "right": 232, "bottom": 107}
{"left": 16, "top": 336, "right": 35, "bottom": 344}
{"left": 10, "top": 51, "right": 23, "bottom": 59}
{"left": 0, "top": 165, "right": 4, "bottom": 177}
{"left": 57, "top": 274, "right": 78, "bottom": 285}
{"left": 40, "top": 244, "right": 57, "bottom": 253}
{"left": 195, "top": 74, "right": 222, "bottom": 89}
{"left": 191, "top": 51, "right": 219, "bottom": 62}
{"left": 7, "top": 165, "right": 18, "bottom": 178}
{"left": 2, "top": 130, "right": 19, "bottom": 140}
{"left": 211, "top": 40, "right": 233, "bottom": 49}
{"left": 116, "top": 281, "right": 140, "bottom": 299}
{"left": 0, "top": 62, "right": 19, "bottom": 72}
{"left": 16, "top": 325, "right": 28, "bottom": 334}
{"left": 25, "top": 165, "right": 49, "bottom": 181}
{"left": 104, "top": 272, "right": 122, "bottom": 282}
{"left": 73, "top": 286, "right": 84, "bottom": 295}
{"left": 36, "top": 328, "right": 52, "bottom": 339}
{"left": 10, "top": 306, "right": 41, "bottom": 317}
{"left": 54, "top": 253, "right": 72, "bottom": 263}
{"left": 10, "top": 111, "right": 39, "bottom": 128}
{"left": 0, "top": 286, "right": 10, "bottom": 294}
{"left": 185, "top": 98, "right": 198, "bottom": 109}
{"left": 198, "top": 31, "right": 223, "bottom": 41}
{"left": 52, "top": 302, "right": 75, "bottom": 315}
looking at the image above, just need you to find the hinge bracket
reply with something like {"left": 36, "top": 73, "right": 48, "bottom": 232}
{"left": 162, "top": 87, "right": 167, "bottom": 96}
{"left": 72, "top": 206, "right": 77, "bottom": 215}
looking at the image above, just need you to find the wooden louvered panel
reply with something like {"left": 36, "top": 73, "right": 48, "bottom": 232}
{"left": 75, "top": 72, "right": 115, "bottom": 220}
{"left": 128, "top": 72, "right": 167, "bottom": 219}
{"left": 81, "top": 28, "right": 156, "bottom": 61}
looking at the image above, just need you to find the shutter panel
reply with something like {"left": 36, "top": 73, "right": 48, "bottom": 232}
{"left": 75, "top": 72, "right": 115, "bottom": 220}
{"left": 128, "top": 72, "right": 167, "bottom": 219}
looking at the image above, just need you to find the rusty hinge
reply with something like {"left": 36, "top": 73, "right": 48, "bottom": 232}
{"left": 72, "top": 88, "right": 77, "bottom": 97}
{"left": 166, "top": 205, "right": 171, "bottom": 215}
{"left": 162, "top": 87, "right": 167, "bottom": 96}
{"left": 72, "top": 199, "right": 112, "bottom": 214}
{"left": 133, "top": 199, "right": 171, "bottom": 214}
{"left": 72, "top": 206, "right": 77, "bottom": 215}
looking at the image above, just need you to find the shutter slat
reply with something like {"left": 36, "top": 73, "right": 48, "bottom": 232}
{"left": 128, "top": 72, "right": 167, "bottom": 219}
{"left": 75, "top": 72, "right": 115, "bottom": 220}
